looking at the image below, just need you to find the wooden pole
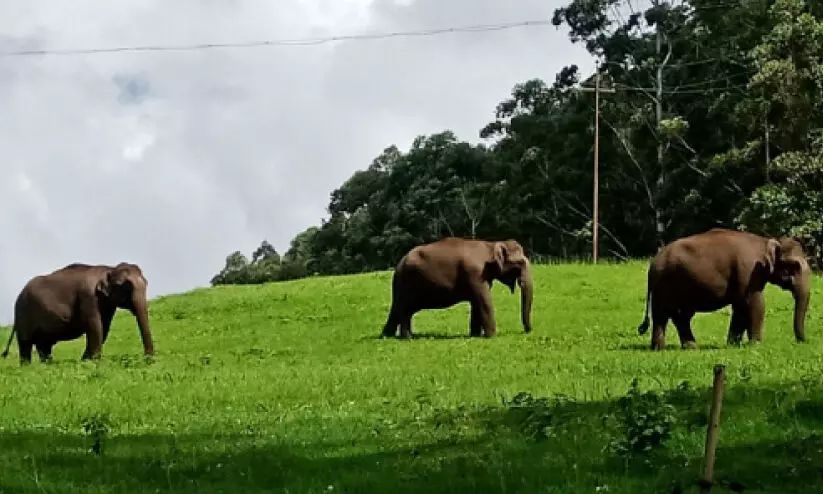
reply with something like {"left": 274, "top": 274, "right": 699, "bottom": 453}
{"left": 700, "top": 364, "right": 727, "bottom": 493}
{"left": 577, "top": 62, "right": 614, "bottom": 264}
{"left": 593, "top": 61, "right": 600, "bottom": 263}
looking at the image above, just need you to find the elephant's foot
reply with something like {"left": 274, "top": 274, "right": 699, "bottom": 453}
{"left": 381, "top": 327, "right": 398, "bottom": 339}
{"left": 726, "top": 333, "right": 745, "bottom": 346}
{"left": 681, "top": 341, "right": 699, "bottom": 350}
{"left": 483, "top": 328, "right": 498, "bottom": 338}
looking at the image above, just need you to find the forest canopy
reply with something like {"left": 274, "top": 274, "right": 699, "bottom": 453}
{"left": 211, "top": 0, "right": 823, "bottom": 286}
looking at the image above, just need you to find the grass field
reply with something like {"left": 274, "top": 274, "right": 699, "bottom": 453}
{"left": 2, "top": 261, "right": 823, "bottom": 493}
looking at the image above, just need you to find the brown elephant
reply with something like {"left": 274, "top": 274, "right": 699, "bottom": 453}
{"left": 1, "top": 262, "right": 155, "bottom": 364}
{"left": 637, "top": 228, "right": 811, "bottom": 350}
{"left": 380, "top": 237, "right": 533, "bottom": 339}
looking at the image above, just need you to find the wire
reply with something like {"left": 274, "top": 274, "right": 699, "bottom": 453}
{"left": 0, "top": 19, "right": 553, "bottom": 57}
{"left": 612, "top": 83, "right": 749, "bottom": 94}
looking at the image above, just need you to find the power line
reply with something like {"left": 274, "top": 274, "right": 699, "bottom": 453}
{"left": 0, "top": 19, "right": 553, "bottom": 57}
{"left": 612, "top": 83, "right": 749, "bottom": 94}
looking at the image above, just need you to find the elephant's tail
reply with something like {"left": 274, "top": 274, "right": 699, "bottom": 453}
{"left": 637, "top": 268, "right": 653, "bottom": 335}
{"left": 1, "top": 326, "right": 15, "bottom": 358}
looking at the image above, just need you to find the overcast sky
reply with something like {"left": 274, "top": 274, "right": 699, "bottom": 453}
{"left": 0, "top": 0, "right": 592, "bottom": 323}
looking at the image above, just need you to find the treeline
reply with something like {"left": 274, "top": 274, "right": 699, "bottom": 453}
{"left": 211, "top": 0, "right": 823, "bottom": 286}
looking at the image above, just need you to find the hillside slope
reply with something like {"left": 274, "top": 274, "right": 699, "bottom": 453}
{"left": 1, "top": 262, "right": 822, "bottom": 493}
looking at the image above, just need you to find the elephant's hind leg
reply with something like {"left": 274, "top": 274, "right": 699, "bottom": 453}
{"left": 17, "top": 337, "right": 33, "bottom": 365}
{"left": 672, "top": 310, "right": 698, "bottom": 350}
{"left": 36, "top": 341, "right": 54, "bottom": 363}
{"left": 650, "top": 304, "right": 670, "bottom": 351}
{"left": 469, "top": 304, "right": 483, "bottom": 337}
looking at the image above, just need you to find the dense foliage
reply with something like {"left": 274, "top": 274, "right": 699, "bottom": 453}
{"left": 211, "top": 0, "right": 823, "bottom": 286}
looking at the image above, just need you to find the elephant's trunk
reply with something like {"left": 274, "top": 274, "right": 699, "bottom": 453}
{"left": 131, "top": 291, "right": 155, "bottom": 356}
{"left": 518, "top": 261, "right": 533, "bottom": 333}
{"left": 792, "top": 265, "right": 811, "bottom": 342}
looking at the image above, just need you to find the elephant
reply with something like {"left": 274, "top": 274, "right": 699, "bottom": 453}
{"left": 637, "top": 228, "right": 811, "bottom": 350}
{"left": 1, "top": 262, "right": 155, "bottom": 364}
{"left": 380, "top": 237, "right": 533, "bottom": 339}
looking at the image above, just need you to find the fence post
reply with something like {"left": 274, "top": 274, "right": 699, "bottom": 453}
{"left": 700, "top": 364, "right": 727, "bottom": 493}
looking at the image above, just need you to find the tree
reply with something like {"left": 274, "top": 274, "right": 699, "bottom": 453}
{"left": 734, "top": 0, "right": 823, "bottom": 263}
{"left": 210, "top": 251, "right": 251, "bottom": 285}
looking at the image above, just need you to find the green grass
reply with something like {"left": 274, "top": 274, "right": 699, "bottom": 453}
{"left": 2, "top": 261, "right": 823, "bottom": 493}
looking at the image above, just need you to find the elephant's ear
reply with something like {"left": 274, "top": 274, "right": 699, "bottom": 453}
{"left": 791, "top": 235, "right": 806, "bottom": 250}
{"left": 765, "top": 238, "right": 781, "bottom": 274}
{"left": 506, "top": 240, "right": 527, "bottom": 264}
{"left": 493, "top": 242, "right": 508, "bottom": 274}
{"left": 95, "top": 272, "right": 112, "bottom": 297}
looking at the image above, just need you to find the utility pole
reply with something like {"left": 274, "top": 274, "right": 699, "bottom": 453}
{"left": 653, "top": 0, "right": 672, "bottom": 250}
{"left": 578, "top": 60, "right": 615, "bottom": 263}
{"left": 764, "top": 105, "right": 771, "bottom": 181}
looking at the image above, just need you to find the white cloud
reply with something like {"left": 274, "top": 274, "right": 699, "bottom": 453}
{"left": 16, "top": 173, "right": 32, "bottom": 192}
{"left": 0, "top": 0, "right": 592, "bottom": 323}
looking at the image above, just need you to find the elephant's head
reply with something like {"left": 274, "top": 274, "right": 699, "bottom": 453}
{"left": 491, "top": 240, "right": 533, "bottom": 333}
{"left": 765, "top": 236, "right": 812, "bottom": 342}
{"left": 96, "top": 262, "right": 155, "bottom": 355}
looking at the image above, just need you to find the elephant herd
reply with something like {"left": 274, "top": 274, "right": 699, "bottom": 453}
{"left": 0, "top": 228, "right": 812, "bottom": 365}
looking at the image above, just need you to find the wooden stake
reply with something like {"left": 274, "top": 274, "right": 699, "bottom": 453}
{"left": 700, "top": 364, "right": 727, "bottom": 493}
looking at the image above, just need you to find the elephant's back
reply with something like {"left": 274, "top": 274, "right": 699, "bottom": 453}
{"left": 14, "top": 276, "right": 79, "bottom": 324}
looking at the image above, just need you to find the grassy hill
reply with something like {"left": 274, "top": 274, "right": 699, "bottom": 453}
{"left": 1, "top": 261, "right": 823, "bottom": 493}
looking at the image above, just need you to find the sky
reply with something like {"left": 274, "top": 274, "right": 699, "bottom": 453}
{"left": 0, "top": 0, "right": 592, "bottom": 323}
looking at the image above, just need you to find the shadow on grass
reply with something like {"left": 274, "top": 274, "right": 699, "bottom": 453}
{"left": 410, "top": 332, "right": 473, "bottom": 340}
{"left": 359, "top": 332, "right": 472, "bottom": 341}
{"left": 3, "top": 381, "right": 823, "bottom": 493}
{"left": 616, "top": 342, "right": 727, "bottom": 351}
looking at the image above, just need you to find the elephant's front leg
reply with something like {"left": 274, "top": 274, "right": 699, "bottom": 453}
{"left": 101, "top": 305, "right": 116, "bottom": 344}
{"left": 79, "top": 300, "right": 105, "bottom": 360}
{"left": 727, "top": 299, "right": 755, "bottom": 346}
{"left": 469, "top": 279, "right": 497, "bottom": 337}
{"left": 746, "top": 292, "right": 765, "bottom": 343}
{"left": 81, "top": 329, "right": 103, "bottom": 360}
{"left": 398, "top": 316, "right": 413, "bottom": 339}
